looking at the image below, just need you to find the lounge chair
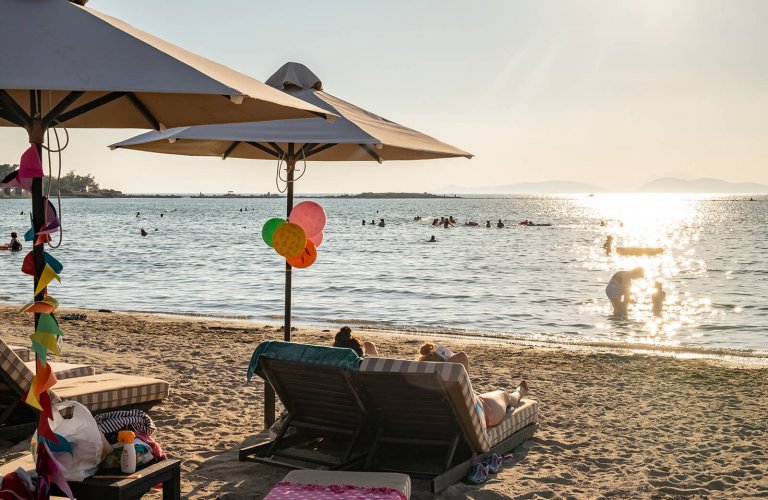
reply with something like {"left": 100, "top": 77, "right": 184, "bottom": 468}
{"left": 353, "top": 357, "right": 538, "bottom": 492}
{"left": 243, "top": 342, "right": 538, "bottom": 493}
{"left": 240, "top": 342, "right": 368, "bottom": 469}
{"left": 0, "top": 339, "right": 170, "bottom": 440}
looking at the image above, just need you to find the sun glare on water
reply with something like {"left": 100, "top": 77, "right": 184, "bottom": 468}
{"left": 579, "top": 194, "right": 711, "bottom": 347}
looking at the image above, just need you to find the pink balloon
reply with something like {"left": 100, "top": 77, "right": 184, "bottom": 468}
{"left": 308, "top": 231, "right": 323, "bottom": 247}
{"left": 289, "top": 201, "right": 326, "bottom": 237}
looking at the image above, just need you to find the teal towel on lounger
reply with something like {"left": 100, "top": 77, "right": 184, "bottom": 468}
{"left": 247, "top": 340, "right": 362, "bottom": 382}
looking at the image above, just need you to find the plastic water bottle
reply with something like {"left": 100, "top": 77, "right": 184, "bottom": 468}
{"left": 118, "top": 430, "right": 137, "bottom": 474}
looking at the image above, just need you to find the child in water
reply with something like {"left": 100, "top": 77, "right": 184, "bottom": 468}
{"left": 6, "top": 232, "right": 22, "bottom": 252}
{"left": 652, "top": 281, "right": 666, "bottom": 316}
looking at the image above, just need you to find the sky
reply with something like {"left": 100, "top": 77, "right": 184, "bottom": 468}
{"left": 2, "top": 0, "right": 767, "bottom": 193}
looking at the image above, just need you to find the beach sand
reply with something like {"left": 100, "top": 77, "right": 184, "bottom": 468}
{"left": 1, "top": 304, "right": 766, "bottom": 499}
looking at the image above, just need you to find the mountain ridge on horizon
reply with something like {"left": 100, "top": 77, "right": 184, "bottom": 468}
{"left": 435, "top": 177, "right": 768, "bottom": 194}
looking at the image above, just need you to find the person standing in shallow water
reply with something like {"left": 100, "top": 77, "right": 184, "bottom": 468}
{"left": 605, "top": 267, "right": 644, "bottom": 317}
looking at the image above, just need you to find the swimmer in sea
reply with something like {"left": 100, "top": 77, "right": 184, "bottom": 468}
{"left": 140, "top": 228, "right": 148, "bottom": 237}
{"left": 362, "top": 219, "right": 366, "bottom": 226}
{"left": 378, "top": 218, "right": 385, "bottom": 227}
{"left": 429, "top": 235, "right": 436, "bottom": 242}
{"left": 486, "top": 220, "right": 491, "bottom": 228}
{"left": 603, "top": 235, "right": 613, "bottom": 255}
{"left": 652, "top": 281, "right": 666, "bottom": 317}
{"left": 496, "top": 219, "right": 505, "bottom": 228}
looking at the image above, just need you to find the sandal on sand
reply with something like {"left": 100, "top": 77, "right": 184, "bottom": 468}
{"left": 466, "top": 462, "right": 489, "bottom": 484}
{"left": 488, "top": 453, "right": 503, "bottom": 474}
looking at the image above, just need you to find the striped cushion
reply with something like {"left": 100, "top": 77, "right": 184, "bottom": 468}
{"left": 487, "top": 399, "right": 538, "bottom": 447}
{"left": 360, "top": 357, "right": 492, "bottom": 452}
{"left": 53, "top": 374, "right": 170, "bottom": 412}
{"left": 24, "top": 361, "right": 95, "bottom": 380}
{"left": 359, "top": 357, "right": 539, "bottom": 452}
{"left": 9, "top": 345, "right": 30, "bottom": 363}
{"left": 0, "top": 338, "right": 34, "bottom": 393}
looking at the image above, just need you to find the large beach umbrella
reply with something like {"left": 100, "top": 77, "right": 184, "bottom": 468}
{"left": 112, "top": 61, "right": 473, "bottom": 338}
{"left": 0, "top": 0, "right": 332, "bottom": 491}
{"left": 111, "top": 62, "right": 472, "bottom": 425}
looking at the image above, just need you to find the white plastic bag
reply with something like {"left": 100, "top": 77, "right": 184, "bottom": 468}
{"left": 32, "top": 401, "right": 109, "bottom": 481}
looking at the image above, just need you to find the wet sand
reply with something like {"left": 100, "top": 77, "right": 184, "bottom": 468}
{"left": 1, "top": 305, "right": 766, "bottom": 498}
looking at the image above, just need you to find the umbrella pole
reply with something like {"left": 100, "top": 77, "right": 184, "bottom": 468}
{"left": 264, "top": 148, "right": 296, "bottom": 429}
{"left": 284, "top": 148, "right": 296, "bottom": 342}
{"left": 29, "top": 97, "right": 46, "bottom": 327}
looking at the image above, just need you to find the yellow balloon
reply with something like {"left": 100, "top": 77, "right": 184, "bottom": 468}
{"left": 271, "top": 223, "right": 307, "bottom": 258}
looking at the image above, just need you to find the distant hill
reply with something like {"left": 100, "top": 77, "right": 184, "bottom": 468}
{"left": 436, "top": 181, "right": 606, "bottom": 194}
{"left": 636, "top": 177, "right": 768, "bottom": 193}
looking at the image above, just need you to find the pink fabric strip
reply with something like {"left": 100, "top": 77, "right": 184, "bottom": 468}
{"left": 265, "top": 481, "right": 407, "bottom": 500}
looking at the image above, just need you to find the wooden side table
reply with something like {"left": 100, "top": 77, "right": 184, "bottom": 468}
{"left": 65, "top": 459, "right": 181, "bottom": 500}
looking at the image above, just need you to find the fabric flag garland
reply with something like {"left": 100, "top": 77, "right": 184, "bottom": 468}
{"left": 22, "top": 251, "right": 64, "bottom": 276}
{"left": 23, "top": 359, "right": 57, "bottom": 411}
{"left": 36, "top": 442, "right": 73, "bottom": 500}
{"left": 0, "top": 169, "right": 33, "bottom": 192}
{"left": 20, "top": 296, "right": 59, "bottom": 314}
{"left": 34, "top": 265, "right": 61, "bottom": 296}
{"left": 18, "top": 145, "right": 44, "bottom": 179}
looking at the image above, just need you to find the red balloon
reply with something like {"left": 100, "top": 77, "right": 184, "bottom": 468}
{"left": 289, "top": 201, "right": 326, "bottom": 238}
{"left": 308, "top": 231, "right": 323, "bottom": 247}
{"left": 286, "top": 240, "right": 318, "bottom": 268}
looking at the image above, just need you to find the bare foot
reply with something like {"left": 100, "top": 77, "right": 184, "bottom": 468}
{"left": 507, "top": 380, "right": 529, "bottom": 408}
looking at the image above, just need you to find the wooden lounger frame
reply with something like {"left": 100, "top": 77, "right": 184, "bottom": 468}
{"left": 239, "top": 357, "right": 370, "bottom": 469}
{"left": 242, "top": 358, "right": 538, "bottom": 493}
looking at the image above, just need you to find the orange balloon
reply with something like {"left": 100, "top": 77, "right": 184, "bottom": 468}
{"left": 271, "top": 222, "right": 307, "bottom": 258}
{"left": 286, "top": 240, "right": 318, "bottom": 268}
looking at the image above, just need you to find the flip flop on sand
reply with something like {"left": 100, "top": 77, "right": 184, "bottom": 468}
{"left": 466, "top": 462, "right": 489, "bottom": 484}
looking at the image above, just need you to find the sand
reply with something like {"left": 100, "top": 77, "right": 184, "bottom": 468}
{"left": 1, "top": 304, "right": 766, "bottom": 499}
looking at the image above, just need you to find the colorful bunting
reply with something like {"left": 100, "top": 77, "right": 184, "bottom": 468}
{"left": 20, "top": 296, "right": 59, "bottom": 314}
{"left": 36, "top": 314, "right": 63, "bottom": 336}
{"left": 24, "top": 227, "right": 34, "bottom": 242}
{"left": 34, "top": 265, "right": 61, "bottom": 296}
{"left": 18, "top": 145, "right": 43, "bottom": 179}
{"left": 30, "top": 332, "right": 61, "bottom": 356}
{"left": 36, "top": 442, "right": 73, "bottom": 500}
{"left": 0, "top": 169, "right": 33, "bottom": 192}
{"left": 21, "top": 251, "right": 64, "bottom": 276}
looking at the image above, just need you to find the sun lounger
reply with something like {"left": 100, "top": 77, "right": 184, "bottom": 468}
{"left": 354, "top": 357, "right": 538, "bottom": 492}
{"left": 266, "top": 470, "right": 411, "bottom": 499}
{"left": 240, "top": 347, "right": 369, "bottom": 469}
{"left": 0, "top": 339, "right": 170, "bottom": 440}
{"left": 243, "top": 341, "right": 538, "bottom": 493}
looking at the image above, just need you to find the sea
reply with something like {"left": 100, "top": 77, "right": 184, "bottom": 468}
{"left": 1, "top": 194, "right": 766, "bottom": 363}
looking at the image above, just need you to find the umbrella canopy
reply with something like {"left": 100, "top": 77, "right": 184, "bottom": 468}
{"left": 111, "top": 63, "right": 472, "bottom": 427}
{"left": 111, "top": 62, "right": 472, "bottom": 161}
{"left": 0, "top": 0, "right": 334, "bottom": 130}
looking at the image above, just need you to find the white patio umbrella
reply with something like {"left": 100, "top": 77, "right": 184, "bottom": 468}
{"left": 112, "top": 62, "right": 472, "bottom": 425}
{"left": 0, "top": 0, "right": 333, "bottom": 487}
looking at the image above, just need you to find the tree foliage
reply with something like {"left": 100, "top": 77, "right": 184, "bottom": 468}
{"left": 1, "top": 164, "right": 121, "bottom": 197}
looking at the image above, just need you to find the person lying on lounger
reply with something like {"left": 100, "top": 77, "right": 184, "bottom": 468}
{"left": 418, "top": 342, "right": 529, "bottom": 427}
{"left": 333, "top": 326, "right": 379, "bottom": 357}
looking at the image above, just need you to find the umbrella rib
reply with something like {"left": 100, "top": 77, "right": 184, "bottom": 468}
{"left": 126, "top": 93, "right": 161, "bottom": 130}
{"left": 360, "top": 144, "right": 382, "bottom": 163}
{"left": 56, "top": 92, "right": 128, "bottom": 125}
{"left": 0, "top": 90, "right": 31, "bottom": 127}
{"left": 304, "top": 143, "right": 339, "bottom": 158}
{"left": 268, "top": 142, "right": 286, "bottom": 156}
{"left": 246, "top": 141, "right": 282, "bottom": 158}
{"left": 43, "top": 91, "right": 85, "bottom": 128}
{"left": 222, "top": 141, "right": 241, "bottom": 160}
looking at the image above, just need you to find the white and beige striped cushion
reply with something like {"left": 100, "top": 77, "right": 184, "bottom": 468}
{"left": 24, "top": 361, "right": 95, "bottom": 380}
{"left": 0, "top": 339, "right": 34, "bottom": 393}
{"left": 359, "top": 357, "right": 538, "bottom": 453}
{"left": 1, "top": 338, "right": 168, "bottom": 411}
{"left": 487, "top": 398, "right": 538, "bottom": 447}
{"left": 53, "top": 374, "right": 170, "bottom": 412}
{"left": 360, "top": 357, "right": 492, "bottom": 452}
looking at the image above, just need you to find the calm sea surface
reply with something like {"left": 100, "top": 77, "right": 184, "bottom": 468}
{"left": 2, "top": 194, "right": 766, "bottom": 357}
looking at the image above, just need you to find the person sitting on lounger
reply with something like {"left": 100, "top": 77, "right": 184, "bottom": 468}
{"left": 333, "top": 326, "right": 379, "bottom": 357}
{"left": 418, "top": 342, "right": 529, "bottom": 427}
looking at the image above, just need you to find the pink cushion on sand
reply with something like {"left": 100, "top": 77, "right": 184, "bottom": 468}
{"left": 265, "top": 482, "right": 407, "bottom": 500}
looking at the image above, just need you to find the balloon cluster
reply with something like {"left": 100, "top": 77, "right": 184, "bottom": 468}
{"left": 262, "top": 201, "right": 326, "bottom": 268}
